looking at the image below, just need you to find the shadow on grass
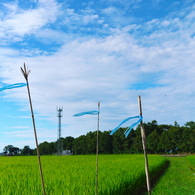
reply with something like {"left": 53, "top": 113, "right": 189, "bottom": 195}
{"left": 101, "top": 159, "right": 170, "bottom": 195}
{"left": 137, "top": 159, "right": 170, "bottom": 195}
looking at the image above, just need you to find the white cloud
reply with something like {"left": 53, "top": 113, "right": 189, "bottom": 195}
{"left": 0, "top": 0, "right": 61, "bottom": 40}
{"left": 62, "top": 7, "right": 99, "bottom": 27}
{"left": 4, "top": 128, "right": 56, "bottom": 139}
{"left": 2, "top": 2, "right": 18, "bottom": 13}
{"left": 82, "top": 14, "right": 99, "bottom": 24}
{"left": 161, "top": 20, "right": 170, "bottom": 26}
{"left": 1, "top": 27, "right": 194, "bottom": 128}
{"left": 4, "top": 130, "right": 33, "bottom": 137}
{"left": 1, "top": 0, "right": 195, "bottom": 151}
{"left": 10, "top": 126, "right": 31, "bottom": 129}
{"left": 102, "top": 7, "right": 118, "bottom": 15}
{"left": 35, "top": 28, "right": 69, "bottom": 44}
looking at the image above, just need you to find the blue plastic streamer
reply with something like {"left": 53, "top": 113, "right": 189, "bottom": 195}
{"left": 110, "top": 116, "right": 142, "bottom": 137}
{"left": 0, "top": 83, "right": 26, "bottom": 91}
{"left": 73, "top": 110, "right": 100, "bottom": 117}
{"left": 124, "top": 116, "right": 143, "bottom": 137}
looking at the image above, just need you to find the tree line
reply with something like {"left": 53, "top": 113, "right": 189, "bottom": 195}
{"left": 3, "top": 120, "right": 195, "bottom": 155}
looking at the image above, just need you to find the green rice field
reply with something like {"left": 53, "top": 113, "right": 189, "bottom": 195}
{"left": 152, "top": 155, "right": 195, "bottom": 195}
{"left": 0, "top": 154, "right": 167, "bottom": 195}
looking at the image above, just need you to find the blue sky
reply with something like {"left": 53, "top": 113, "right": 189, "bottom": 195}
{"left": 0, "top": 0, "right": 195, "bottom": 152}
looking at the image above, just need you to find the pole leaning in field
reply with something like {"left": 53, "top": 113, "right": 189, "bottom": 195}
{"left": 138, "top": 95, "right": 151, "bottom": 195}
{"left": 96, "top": 102, "right": 100, "bottom": 195}
{"left": 73, "top": 104, "right": 100, "bottom": 195}
{"left": 21, "top": 63, "right": 46, "bottom": 195}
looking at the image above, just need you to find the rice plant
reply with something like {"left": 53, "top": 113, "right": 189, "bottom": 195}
{"left": 0, "top": 154, "right": 167, "bottom": 195}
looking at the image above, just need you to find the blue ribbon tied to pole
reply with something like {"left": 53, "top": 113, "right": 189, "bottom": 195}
{"left": 73, "top": 110, "right": 100, "bottom": 117}
{"left": 110, "top": 115, "right": 143, "bottom": 137}
{"left": 0, "top": 83, "right": 26, "bottom": 91}
{"left": 168, "top": 150, "right": 172, "bottom": 153}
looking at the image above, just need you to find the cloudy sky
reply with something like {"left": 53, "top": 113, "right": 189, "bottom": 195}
{"left": 0, "top": 0, "right": 195, "bottom": 152}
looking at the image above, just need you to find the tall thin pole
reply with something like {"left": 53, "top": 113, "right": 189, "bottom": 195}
{"left": 138, "top": 95, "right": 151, "bottom": 195}
{"left": 95, "top": 102, "right": 100, "bottom": 195}
{"left": 57, "top": 107, "right": 63, "bottom": 155}
{"left": 21, "top": 63, "right": 46, "bottom": 195}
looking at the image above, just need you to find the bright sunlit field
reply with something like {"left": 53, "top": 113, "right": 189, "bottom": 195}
{"left": 152, "top": 156, "right": 195, "bottom": 195}
{"left": 0, "top": 154, "right": 167, "bottom": 195}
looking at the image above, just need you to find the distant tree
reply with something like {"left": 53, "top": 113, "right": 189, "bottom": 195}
{"left": 112, "top": 128, "right": 127, "bottom": 154}
{"left": 144, "top": 120, "right": 158, "bottom": 136}
{"left": 158, "top": 129, "right": 172, "bottom": 152}
{"left": 85, "top": 131, "right": 97, "bottom": 154}
{"left": 184, "top": 121, "right": 195, "bottom": 130}
{"left": 129, "top": 128, "right": 143, "bottom": 154}
{"left": 181, "top": 127, "right": 195, "bottom": 153}
{"left": 62, "top": 136, "right": 74, "bottom": 151}
{"left": 158, "top": 125, "right": 182, "bottom": 153}
{"left": 39, "top": 141, "right": 56, "bottom": 155}
{"left": 73, "top": 135, "right": 87, "bottom": 154}
{"left": 12, "top": 147, "right": 20, "bottom": 155}
{"left": 3, "top": 145, "right": 11, "bottom": 154}
{"left": 147, "top": 130, "right": 161, "bottom": 154}
{"left": 21, "top": 145, "right": 34, "bottom": 155}
{"left": 49, "top": 142, "right": 57, "bottom": 154}
{"left": 12, "top": 120, "right": 195, "bottom": 155}
{"left": 33, "top": 148, "right": 37, "bottom": 155}
{"left": 158, "top": 124, "right": 171, "bottom": 132}
{"left": 99, "top": 131, "right": 113, "bottom": 154}
{"left": 174, "top": 121, "right": 179, "bottom": 127}
{"left": 3, "top": 145, "right": 20, "bottom": 155}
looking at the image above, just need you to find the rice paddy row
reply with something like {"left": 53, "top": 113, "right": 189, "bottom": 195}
{"left": 0, "top": 154, "right": 167, "bottom": 195}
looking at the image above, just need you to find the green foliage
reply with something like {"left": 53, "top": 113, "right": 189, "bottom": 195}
{"left": 21, "top": 145, "right": 34, "bottom": 155}
{"left": 62, "top": 136, "right": 74, "bottom": 150}
{"left": 73, "top": 135, "right": 87, "bottom": 154}
{"left": 99, "top": 131, "right": 113, "bottom": 154}
{"left": 0, "top": 155, "right": 167, "bottom": 195}
{"left": 3, "top": 145, "right": 20, "bottom": 155}
{"left": 39, "top": 141, "right": 56, "bottom": 155}
{"left": 4, "top": 120, "right": 195, "bottom": 155}
{"left": 147, "top": 130, "right": 160, "bottom": 154}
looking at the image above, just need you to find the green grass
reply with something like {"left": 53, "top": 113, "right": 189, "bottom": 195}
{"left": 186, "top": 155, "right": 195, "bottom": 170}
{"left": 0, "top": 154, "right": 167, "bottom": 195}
{"left": 152, "top": 156, "right": 195, "bottom": 195}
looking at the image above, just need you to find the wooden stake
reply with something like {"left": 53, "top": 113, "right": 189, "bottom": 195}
{"left": 138, "top": 95, "right": 151, "bottom": 195}
{"left": 21, "top": 63, "right": 46, "bottom": 195}
{"left": 95, "top": 102, "right": 100, "bottom": 195}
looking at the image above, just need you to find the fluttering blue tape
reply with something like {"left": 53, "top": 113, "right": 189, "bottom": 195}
{"left": 73, "top": 110, "right": 100, "bottom": 117}
{"left": 0, "top": 83, "right": 26, "bottom": 91}
{"left": 124, "top": 116, "right": 143, "bottom": 137}
{"left": 110, "top": 116, "right": 143, "bottom": 137}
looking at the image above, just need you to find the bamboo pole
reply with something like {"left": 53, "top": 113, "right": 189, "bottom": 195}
{"left": 138, "top": 95, "right": 151, "bottom": 195}
{"left": 95, "top": 102, "right": 100, "bottom": 195}
{"left": 21, "top": 63, "right": 46, "bottom": 195}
